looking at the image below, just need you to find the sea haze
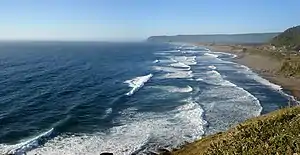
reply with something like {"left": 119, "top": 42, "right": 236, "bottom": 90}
{"left": 0, "top": 42, "right": 289, "bottom": 154}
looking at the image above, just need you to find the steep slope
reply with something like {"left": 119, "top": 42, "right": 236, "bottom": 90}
{"left": 172, "top": 106, "right": 300, "bottom": 155}
{"left": 271, "top": 25, "right": 300, "bottom": 51}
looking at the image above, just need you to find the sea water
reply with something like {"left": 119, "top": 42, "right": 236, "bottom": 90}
{"left": 0, "top": 42, "right": 289, "bottom": 154}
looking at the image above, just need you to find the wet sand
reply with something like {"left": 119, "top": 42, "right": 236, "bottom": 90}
{"left": 197, "top": 43, "right": 300, "bottom": 100}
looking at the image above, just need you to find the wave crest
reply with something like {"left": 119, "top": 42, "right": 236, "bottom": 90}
{"left": 1, "top": 128, "right": 54, "bottom": 155}
{"left": 124, "top": 74, "right": 153, "bottom": 96}
{"left": 204, "top": 53, "right": 219, "bottom": 58}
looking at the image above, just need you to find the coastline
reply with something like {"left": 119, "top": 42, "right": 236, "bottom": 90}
{"left": 168, "top": 43, "right": 300, "bottom": 155}
{"left": 196, "top": 43, "right": 300, "bottom": 101}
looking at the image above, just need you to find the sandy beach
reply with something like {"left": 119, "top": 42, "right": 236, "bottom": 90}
{"left": 197, "top": 43, "right": 300, "bottom": 100}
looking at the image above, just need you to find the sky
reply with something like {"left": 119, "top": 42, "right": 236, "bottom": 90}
{"left": 0, "top": 0, "right": 299, "bottom": 41}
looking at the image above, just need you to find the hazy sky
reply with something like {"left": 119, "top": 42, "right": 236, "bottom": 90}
{"left": 0, "top": 0, "right": 299, "bottom": 41}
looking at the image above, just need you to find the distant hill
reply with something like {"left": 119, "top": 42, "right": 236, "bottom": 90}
{"left": 271, "top": 25, "right": 300, "bottom": 51}
{"left": 147, "top": 33, "right": 280, "bottom": 44}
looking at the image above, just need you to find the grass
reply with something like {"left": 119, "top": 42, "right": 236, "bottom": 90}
{"left": 279, "top": 55, "right": 300, "bottom": 77}
{"left": 271, "top": 25, "right": 300, "bottom": 51}
{"left": 171, "top": 106, "right": 300, "bottom": 155}
{"left": 232, "top": 45, "right": 300, "bottom": 77}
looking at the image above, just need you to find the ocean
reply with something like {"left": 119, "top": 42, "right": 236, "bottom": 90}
{"left": 0, "top": 42, "right": 290, "bottom": 154}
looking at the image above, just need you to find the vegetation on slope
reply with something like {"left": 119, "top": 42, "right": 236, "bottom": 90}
{"left": 280, "top": 56, "right": 300, "bottom": 77}
{"left": 169, "top": 25, "right": 300, "bottom": 155}
{"left": 243, "top": 46, "right": 300, "bottom": 77}
{"left": 271, "top": 25, "right": 300, "bottom": 51}
{"left": 225, "top": 25, "right": 300, "bottom": 77}
{"left": 172, "top": 106, "right": 300, "bottom": 155}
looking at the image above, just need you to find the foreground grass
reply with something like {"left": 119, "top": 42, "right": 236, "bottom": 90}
{"left": 172, "top": 106, "right": 300, "bottom": 155}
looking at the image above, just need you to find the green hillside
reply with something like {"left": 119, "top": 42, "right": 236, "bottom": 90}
{"left": 172, "top": 106, "right": 300, "bottom": 155}
{"left": 271, "top": 25, "right": 300, "bottom": 51}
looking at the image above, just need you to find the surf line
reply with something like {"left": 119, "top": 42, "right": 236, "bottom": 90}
{"left": 124, "top": 73, "right": 153, "bottom": 96}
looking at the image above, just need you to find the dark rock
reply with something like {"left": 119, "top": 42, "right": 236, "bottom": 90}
{"left": 100, "top": 153, "right": 113, "bottom": 155}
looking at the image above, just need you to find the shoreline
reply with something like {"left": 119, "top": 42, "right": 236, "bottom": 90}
{"left": 169, "top": 43, "right": 300, "bottom": 154}
{"left": 196, "top": 43, "right": 300, "bottom": 101}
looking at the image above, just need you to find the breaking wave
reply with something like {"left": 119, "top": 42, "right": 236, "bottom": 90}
{"left": 150, "top": 85, "right": 193, "bottom": 93}
{"left": 163, "top": 71, "right": 193, "bottom": 79}
{"left": 204, "top": 53, "right": 219, "bottom": 58}
{"left": 1, "top": 43, "right": 290, "bottom": 155}
{"left": 153, "top": 60, "right": 159, "bottom": 63}
{"left": 26, "top": 99, "right": 206, "bottom": 155}
{"left": 208, "top": 65, "right": 217, "bottom": 70}
{"left": 153, "top": 65, "right": 193, "bottom": 79}
{"left": 124, "top": 74, "right": 153, "bottom": 96}
{"left": 203, "top": 70, "right": 236, "bottom": 87}
{"left": 170, "top": 62, "right": 191, "bottom": 70}
{"left": 237, "top": 64, "right": 300, "bottom": 104}
{"left": 1, "top": 128, "right": 55, "bottom": 155}
{"left": 171, "top": 56, "right": 197, "bottom": 65}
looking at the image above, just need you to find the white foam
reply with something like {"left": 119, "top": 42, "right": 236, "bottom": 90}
{"left": 208, "top": 70, "right": 221, "bottom": 77}
{"left": 170, "top": 56, "right": 184, "bottom": 63}
{"left": 105, "top": 108, "right": 112, "bottom": 114}
{"left": 1, "top": 128, "right": 54, "bottom": 155}
{"left": 204, "top": 53, "right": 219, "bottom": 58}
{"left": 154, "top": 52, "right": 169, "bottom": 55}
{"left": 153, "top": 66, "right": 187, "bottom": 72}
{"left": 203, "top": 70, "right": 236, "bottom": 87}
{"left": 153, "top": 60, "right": 159, "bottom": 63}
{"left": 101, "top": 108, "right": 113, "bottom": 119}
{"left": 237, "top": 64, "right": 300, "bottom": 104}
{"left": 195, "top": 78, "right": 203, "bottom": 81}
{"left": 205, "top": 51, "right": 282, "bottom": 91}
{"left": 153, "top": 66, "right": 193, "bottom": 79}
{"left": 169, "top": 62, "right": 191, "bottom": 70}
{"left": 28, "top": 132, "right": 147, "bottom": 155}
{"left": 199, "top": 84, "right": 262, "bottom": 134}
{"left": 159, "top": 50, "right": 181, "bottom": 53}
{"left": 208, "top": 51, "right": 237, "bottom": 58}
{"left": 170, "top": 56, "right": 197, "bottom": 66}
{"left": 208, "top": 65, "right": 217, "bottom": 70}
{"left": 203, "top": 48, "right": 211, "bottom": 52}
{"left": 185, "top": 56, "right": 197, "bottom": 65}
{"left": 124, "top": 74, "right": 153, "bottom": 96}
{"left": 196, "top": 70, "right": 262, "bottom": 134}
{"left": 238, "top": 65, "right": 282, "bottom": 91}
{"left": 162, "top": 71, "right": 193, "bottom": 79}
{"left": 27, "top": 100, "right": 206, "bottom": 155}
{"left": 154, "top": 59, "right": 174, "bottom": 64}
{"left": 252, "top": 74, "right": 282, "bottom": 90}
{"left": 151, "top": 85, "right": 193, "bottom": 93}
{"left": 175, "top": 99, "right": 207, "bottom": 137}
{"left": 238, "top": 64, "right": 251, "bottom": 71}
{"left": 202, "top": 50, "right": 298, "bottom": 105}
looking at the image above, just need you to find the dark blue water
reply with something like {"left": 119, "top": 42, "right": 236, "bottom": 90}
{"left": 0, "top": 42, "right": 289, "bottom": 154}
